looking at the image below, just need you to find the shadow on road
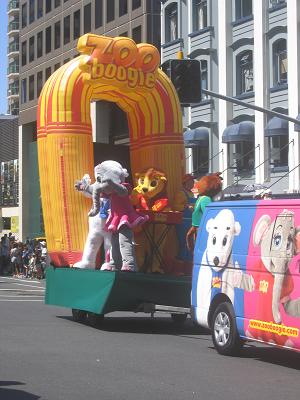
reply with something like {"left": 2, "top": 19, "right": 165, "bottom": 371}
{"left": 240, "top": 344, "right": 300, "bottom": 370}
{"left": 207, "top": 343, "right": 300, "bottom": 370}
{"left": 0, "top": 381, "right": 40, "bottom": 400}
{"left": 57, "top": 314, "right": 210, "bottom": 336}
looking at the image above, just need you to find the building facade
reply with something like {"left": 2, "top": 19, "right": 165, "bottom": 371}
{"left": 161, "top": 0, "right": 300, "bottom": 192}
{"left": 18, "top": 0, "right": 161, "bottom": 240}
{"left": 7, "top": 0, "right": 20, "bottom": 116}
{"left": 0, "top": 116, "right": 19, "bottom": 237}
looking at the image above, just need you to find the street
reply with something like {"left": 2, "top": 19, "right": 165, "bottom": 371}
{"left": 0, "top": 276, "right": 300, "bottom": 400}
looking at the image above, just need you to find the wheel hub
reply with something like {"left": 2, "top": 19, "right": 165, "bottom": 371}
{"left": 214, "top": 311, "right": 230, "bottom": 347}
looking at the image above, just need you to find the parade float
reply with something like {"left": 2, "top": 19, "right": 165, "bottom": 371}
{"left": 39, "top": 34, "right": 193, "bottom": 325}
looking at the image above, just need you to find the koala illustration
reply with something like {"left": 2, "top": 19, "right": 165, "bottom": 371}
{"left": 253, "top": 210, "right": 300, "bottom": 324}
{"left": 196, "top": 209, "right": 255, "bottom": 327}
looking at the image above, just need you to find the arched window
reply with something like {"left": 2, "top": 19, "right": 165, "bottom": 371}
{"left": 193, "top": 0, "right": 207, "bottom": 32}
{"left": 236, "top": 50, "right": 253, "bottom": 95}
{"left": 235, "top": 0, "right": 252, "bottom": 20}
{"left": 165, "top": 3, "right": 178, "bottom": 43}
{"left": 273, "top": 39, "right": 287, "bottom": 86}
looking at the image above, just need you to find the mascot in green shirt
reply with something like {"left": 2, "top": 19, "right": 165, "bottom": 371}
{"left": 186, "top": 172, "right": 223, "bottom": 252}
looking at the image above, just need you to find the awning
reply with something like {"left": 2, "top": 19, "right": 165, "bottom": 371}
{"left": 222, "top": 121, "right": 254, "bottom": 143}
{"left": 265, "top": 116, "right": 288, "bottom": 137}
{"left": 184, "top": 128, "right": 209, "bottom": 147}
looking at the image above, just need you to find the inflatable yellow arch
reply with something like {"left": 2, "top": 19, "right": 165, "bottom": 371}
{"left": 37, "top": 34, "right": 185, "bottom": 266}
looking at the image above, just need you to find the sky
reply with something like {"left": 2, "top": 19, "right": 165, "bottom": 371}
{"left": 0, "top": 2, "right": 8, "bottom": 115}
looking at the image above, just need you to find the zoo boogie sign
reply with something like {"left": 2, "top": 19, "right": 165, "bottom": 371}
{"left": 82, "top": 36, "right": 160, "bottom": 90}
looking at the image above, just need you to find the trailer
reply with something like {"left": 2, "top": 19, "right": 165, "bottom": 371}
{"left": 45, "top": 266, "right": 192, "bottom": 327}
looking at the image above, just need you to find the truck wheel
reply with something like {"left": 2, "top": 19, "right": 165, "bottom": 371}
{"left": 211, "top": 302, "right": 243, "bottom": 356}
{"left": 72, "top": 309, "right": 87, "bottom": 323}
{"left": 86, "top": 312, "right": 104, "bottom": 328}
{"left": 171, "top": 313, "right": 187, "bottom": 325}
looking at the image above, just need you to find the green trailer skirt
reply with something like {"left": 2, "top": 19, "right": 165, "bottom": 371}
{"left": 45, "top": 267, "right": 192, "bottom": 315}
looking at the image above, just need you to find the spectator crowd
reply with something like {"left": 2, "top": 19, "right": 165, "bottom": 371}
{"left": 0, "top": 233, "right": 50, "bottom": 279}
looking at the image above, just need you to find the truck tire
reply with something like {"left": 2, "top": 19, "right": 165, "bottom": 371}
{"left": 72, "top": 309, "right": 87, "bottom": 322}
{"left": 171, "top": 313, "right": 187, "bottom": 325}
{"left": 211, "top": 302, "right": 243, "bottom": 356}
{"left": 86, "top": 312, "right": 104, "bottom": 328}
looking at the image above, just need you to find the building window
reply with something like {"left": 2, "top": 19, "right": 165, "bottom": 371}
{"left": 73, "top": 10, "right": 81, "bottom": 40}
{"left": 192, "top": 146, "right": 209, "bottom": 176}
{"left": 107, "top": 0, "right": 115, "bottom": 23}
{"left": 55, "top": 0, "right": 61, "bottom": 7}
{"left": 236, "top": 50, "right": 253, "bottom": 95}
{"left": 234, "top": 141, "right": 255, "bottom": 173}
{"left": 132, "top": 26, "right": 141, "bottom": 44}
{"left": 64, "top": 58, "right": 70, "bottom": 64}
{"left": 55, "top": 21, "right": 61, "bottom": 49}
{"left": 84, "top": 3, "right": 92, "bottom": 33}
{"left": 29, "top": 0, "right": 35, "bottom": 23}
{"left": 235, "top": 0, "right": 252, "bottom": 20}
{"left": 22, "top": 41, "right": 27, "bottom": 66}
{"left": 270, "top": 0, "right": 286, "bottom": 8}
{"left": 46, "top": 0, "right": 52, "bottom": 13}
{"left": 269, "top": 135, "right": 288, "bottom": 168}
{"left": 200, "top": 60, "right": 208, "bottom": 99}
{"left": 95, "top": 0, "right": 103, "bottom": 28}
{"left": 119, "top": 0, "right": 127, "bottom": 16}
{"left": 132, "top": 0, "right": 141, "bottom": 10}
{"left": 46, "top": 26, "right": 52, "bottom": 54}
{"left": 37, "top": 71, "right": 43, "bottom": 97}
{"left": 193, "top": 0, "right": 207, "bottom": 31}
{"left": 54, "top": 63, "right": 61, "bottom": 71}
{"left": 37, "top": 0, "right": 43, "bottom": 18}
{"left": 22, "top": 3, "right": 27, "bottom": 28}
{"left": 45, "top": 67, "right": 52, "bottom": 80}
{"left": 21, "top": 79, "right": 27, "bottom": 104}
{"left": 29, "top": 75, "right": 35, "bottom": 101}
{"left": 165, "top": 3, "right": 178, "bottom": 43}
{"left": 37, "top": 31, "right": 43, "bottom": 58}
{"left": 273, "top": 39, "right": 287, "bottom": 86}
{"left": 64, "top": 15, "right": 70, "bottom": 44}
{"left": 29, "top": 36, "right": 35, "bottom": 62}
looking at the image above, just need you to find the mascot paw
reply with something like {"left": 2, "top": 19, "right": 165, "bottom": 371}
{"left": 73, "top": 261, "right": 95, "bottom": 269}
{"left": 101, "top": 263, "right": 117, "bottom": 271}
{"left": 121, "top": 264, "right": 136, "bottom": 272}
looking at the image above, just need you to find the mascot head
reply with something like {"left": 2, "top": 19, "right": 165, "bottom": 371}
{"left": 193, "top": 172, "right": 223, "bottom": 198}
{"left": 94, "top": 160, "right": 128, "bottom": 185}
{"left": 134, "top": 168, "right": 167, "bottom": 199}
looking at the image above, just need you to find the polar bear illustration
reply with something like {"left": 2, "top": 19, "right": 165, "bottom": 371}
{"left": 196, "top": 209, "right": 255, "bottom": 327}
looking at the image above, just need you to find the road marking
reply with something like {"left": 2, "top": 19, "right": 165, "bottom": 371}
{"left": 0, "top": 276, "right": 42, "bottom": 284}
{"left": 0, "top": 288, "right": 45, "bottom": 292}
{"left": 0, "top": 289, "right": 44, "bottom": 292}
{"left": 0, "top": 299, "right": 44, "bottom": 302}
{"left": 0, "top": 294, "right": 44, "bottom": 297}
{"left": 0, "top": 282, "right": 45, "bottom": 289}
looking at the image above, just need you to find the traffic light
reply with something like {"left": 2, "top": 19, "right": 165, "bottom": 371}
{"left": 161, "top": 59, "right": 201, "bottom": 104}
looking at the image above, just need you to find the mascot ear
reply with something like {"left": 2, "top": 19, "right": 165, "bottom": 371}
{"left": 160, "top": 176, "right": 167, "bottom": 182}
{"left": 253, "top": 215, "right": 271, "bottom": 246}
{"left": 206, "top": 218, "right": 214, "bottom": 232}
{"left": 234, "top": 221, "right": 241, "bottom": 236}
{"left": 135, "top": 172, "right": 141, "bottom": 179}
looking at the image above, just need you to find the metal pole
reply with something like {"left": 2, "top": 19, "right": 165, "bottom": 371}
{"left": 202, "top": 89, "right": 300, "bottom": 125}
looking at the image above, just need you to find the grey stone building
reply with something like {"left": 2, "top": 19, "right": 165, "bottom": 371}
{"left": 161, "top": 0, "right": 300, "bottom": 193}
{"left": 18, "top": 0, "right": 161, "bottom": 240}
